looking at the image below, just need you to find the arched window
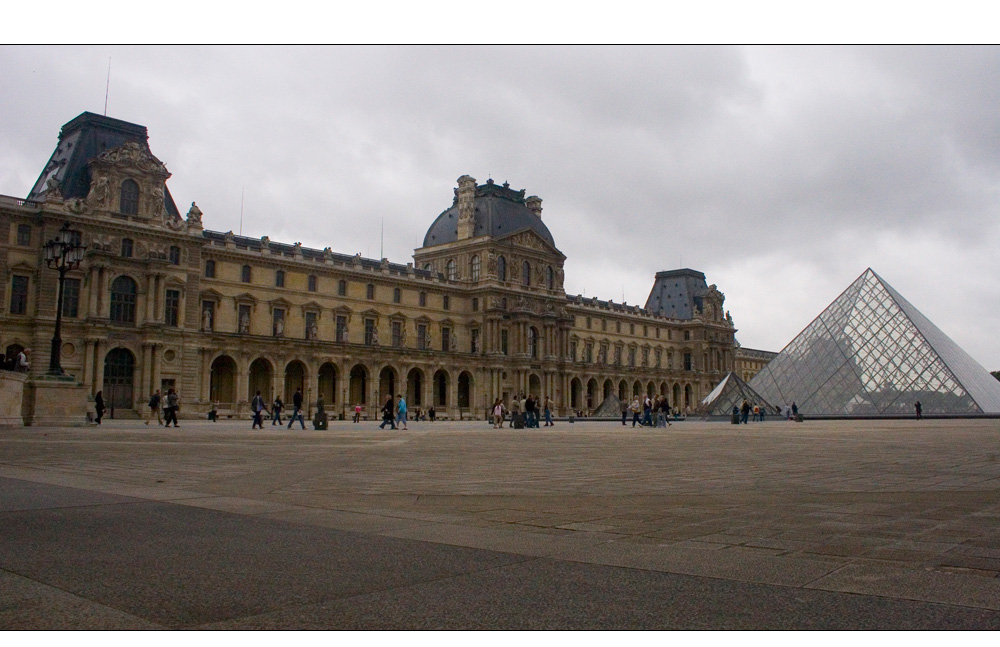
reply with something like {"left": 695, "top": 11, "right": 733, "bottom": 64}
{"left": 446, "top": 259, "right": 457, "bottom": 280}
{"left": 522, "top": 261, "right": 531, "bottom": 286}
{"left": 109, "top": 275, "right": 137, "bottom": 324}
{"left": 241, "top": 265, "right": 251, "bottom": 283}
{"left": 546, "top": 266, "right": 554, "bottom": 290}
{"left": 119, "top": 179, "right": 139, "bottom": 215}
{"left": 470, "top": 255, "right": 481, "bottom": 282}
{"left": 497, "top": 256, "right": 507, "bottom": 282}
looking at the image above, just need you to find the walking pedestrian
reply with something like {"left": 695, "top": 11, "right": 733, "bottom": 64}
{"left": 163, "top": 388, "right": 180, "bottom": 427}
{"left": 287, "top": 387, "right": 306, "bottom": 429}
{"left": 353, "top": 403, "right": 362, "bottom": 423}
{"left": 271, "top": 395, "right": 283, "bottom": 425}
{"left": 544, "top": 395, "right": 554, "bottom": 427}
{"left": 396, "top": 394, "right": 408, "bottom": 430}
{"left": 144, "top": 389, "right": 163, "bottom": 426}
{"left": 94, "top": 391, "right": 105, "bottom": 424}
{"left": 631, "top": 398, "right": 642, "bottom": 427}
{"left": 379, "top": 396, "right": 396, "bottom": 429}
{"left": 251, "top": 390, "right": 267, "bottom": 429}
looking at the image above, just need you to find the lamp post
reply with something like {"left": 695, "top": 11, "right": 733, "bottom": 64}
{"left": 43, "top": 222, "right": 85, "bottom": 376}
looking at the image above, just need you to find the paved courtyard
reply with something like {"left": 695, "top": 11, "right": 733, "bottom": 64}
{"left": 2, "top": 416, "right": 1000, "bottom": 629}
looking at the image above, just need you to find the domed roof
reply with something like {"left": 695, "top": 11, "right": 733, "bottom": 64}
{"left": 422, "top": 178, "right": 556, "bottom": 248}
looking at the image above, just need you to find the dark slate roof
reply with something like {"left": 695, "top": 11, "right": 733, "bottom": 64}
{"left": 643, "top": 269, "right": 710, "bottom": 320}
{"left": 27, "top": 112, "right": 179, "bottom": 217}
{"left": 201, "top": 230, "right": 432, "bottom": 278}
{"left": 422, "top": 179, "right": 556, "bottom": 248}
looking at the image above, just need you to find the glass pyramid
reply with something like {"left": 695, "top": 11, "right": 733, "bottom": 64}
{"left": 748, "top": 269, "right": 1000, "bottom": 416}
{"left": 700, "top": 372, "right": 777, "bottom": 417}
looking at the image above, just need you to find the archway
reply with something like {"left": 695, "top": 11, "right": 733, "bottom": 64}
{"left": 646, "top": 381, "right": 656, "bottom": 398}
{"left": 433, "top": 369, "right": 449, "bottom": 406}
{"left": 407, "top": 368, "right": 423, "bottom": 407}
{"left": 349, "top": 364, "right": 368, "bottom": 405}
{"left": 684, "top": 383, "right": 693, "bottom": 409}
{"left": 660, "top": 382, "right": 668, "bottom": 397}
{"left": 248, "top": 358, "right": 273, "bottom": 401}
{"left": 586, "top": 378, "right": 598, "bottom": 410}
{"left": 318, "top": 362, "right": 337, "bottom": 406}
{"left": 284, "top": 360, "right": 307, "bottom": 402}
{"left": 632, "top": 380, "right": 642, "bottom": 398}
{"left": 103, "top": 347, "right": 135, "bottom": 411}
{"left": 673, "top": 383, "right": 681, "bottom": 409}
{"left": 528, "top": 373, "right": 542, "bottom": 399}
{"left": 4, "top": 343, "right": 24, "bottom": 370}
{"left": 209, "top": 355, "right": 237, "bottom": 406}
{"left": 379, "top": 366, "right": 397, "bottom": 401}
{"left": 570, "top": 377, "right": 583, "bottom": 411}
{"left": 603, "top": 379, "right": 614, "bottom": 401}
{"left": 458, "top": 371, "right": 473, "bottom": 409}
{"left": 618, "top": 379, "right": 628, "bottom": 401}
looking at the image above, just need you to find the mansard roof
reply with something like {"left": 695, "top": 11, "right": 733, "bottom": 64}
{"left": 27, "top": 112, "right": 179, "bottom": 217}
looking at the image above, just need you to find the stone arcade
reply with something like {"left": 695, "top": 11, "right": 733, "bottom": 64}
{"left": 0, "top": 112, "right": 738, "bottom": 422}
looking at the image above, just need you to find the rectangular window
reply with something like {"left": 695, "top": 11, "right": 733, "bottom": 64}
{"left": 586, "top": 317, "right": 591, "bottom": 329}
{"left": 616, "top": 321, "right": 621, "bottom": 333}
{"left": 629, "top": 348, "right": 636, "bottom": 367}
{"left": 165, "top": 289, "right": 180, "bottom": 326}
{"left": 630, "top": 324, "right": 635, "bottom": 335}
{"left": 336, "top": 315, "right": 348, "bottom": 342}
{"left": 501, "top": 329, "right": 509, "bottom": 355}
{"left": 338, "top": 280, "right": 347, "bottom": 296}
{"left": 585, "top": 343, "right": 593, "bottom": 363}
{"left": 305, "top": 311, "right": 317, "bottom": 339}
{"left": 393, "top": 287, "right": 401, "bottom": 304}
{"left": 205, "top": 260, "right": 216, "bottom": 278}
{"left": 684, "top": 330, "right": 691, "bottom": 341}
{"left": 169, "top": 246, "right": 180, "bottom": 265}
{"left": 417, "top": 324, "right": 428, "bottom": 350}
{"left": 121, "top": 238, "right": 133, "bottom": 258}
{"left": 441, "top": 327, "right": 451, "bottom": 352}
{"left": 366, "top": 284, "right": 375, "bottom": 300}
{"left": 364, "top": 318, "right": 376, "bottom": 345}
{"left": 16, "top": 224, "right": 31, "bottom": 246}
{"left": 276, "top": 270, "right": 285, "bottom": 288}
{"left": 472, "top": 297, "right": 478, "bottom": 312}
{"left": 419, "top": 292, "right": 426, "bottom": 307}
{"left": 470, "top": 328, "right": 479, "bottom": 353}
{"left": 684, "top": 352, "right": 692, "bottom": 371}
{"left": 656, "top": 328, "right": 660, "bottom": 339}
{"left": 308, "top": 275, "right": 317, "bottom": 292}
{"left": 10, "top": 275, "right": 29, "bottom": 315}
{"left": 570, "top": 340, "right": 577, "bottom": 361}
{"left": 62, "top": 277, "right": 81, "bottom": 318}
{"left": 602, "top": 320, "right": 607, "bottom": 331}
{"left": 241, "top": 265, "right": 251, "bottom": 283}
{"left": 392, "top": 321, "right": 402, "bottom": 347}
{"left": 273, "top": 308, "right": 285, "bottom": 336}
{"left": 443, "top": 295, "right": 450, "bottom": 310}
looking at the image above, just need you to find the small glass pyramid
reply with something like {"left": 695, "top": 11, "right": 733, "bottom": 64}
{"left": 700, "top": 372, "right": 777, "bottom": 417}
{"left": 748, "top": 269, "right": 1000, "bottom": 416}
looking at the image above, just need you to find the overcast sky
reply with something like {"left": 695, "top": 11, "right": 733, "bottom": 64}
{"left": 3, "top": 45, "right": 999, "bottom": 370}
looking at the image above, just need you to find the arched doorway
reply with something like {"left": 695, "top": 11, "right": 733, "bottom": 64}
{"left": 103, "top": 347, "right": 135, "bottom": 411}
{"left": 407, "top": 368, "right": 423, "bottom": 407}
{"left": 349, "top": 364, "right": 368, "bottom": 405}
{"left": 603, "top": 379, "right": 614, "bottom": 401}
{"left": 570, "top": 377, "right": 582, "bottom": 411}
{"left": 248, "top": 358, "right": 273, "bottom": 401}
{"left": 318, "top": 362, "right": 337, "bottom": 406}
{"left": 632, "top": 381, "right": 642, "bottom": 398}
{"left": 528, "top": 373, "right": 542, "bottom": 399}
{"left": 209, "top": 355, "right": 237, "bottom": 406}
{"left": 379, "top": 366, "right": 397, "bottom": 401}
{"left": 284, "top": 360, "right": 306, "bottom": 403}
{"left": 673, "top": 383, "right": 681, "bottom": 408}
{"left": 586, "top": 378, "right": 598, "bottom": 410}
{"left": 618, "top": 379, "right": 628, "bottom": 401}
{"left": 433, "top": 369, "right": 449, "bottom": 407}
{"left": 4, "top": 343, "right": 24, "bottom": 371}
{"left": 684, "top": 384, "right": 693, "bottom": 409}
{"left": 458, "top": 371, "right": 473, "bottom": 409}
{"left": 646, "top": 381, "right": 655, "bottom": 398}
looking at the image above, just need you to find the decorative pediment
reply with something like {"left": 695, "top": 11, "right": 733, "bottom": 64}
{"left": 164, "top": 276, "right": 186, "bottom": 289}
{"left": 234, "top": 292, "right": 258, "bottom": 305}
{"left": 498, "top": 228, "right": 561, "bottom": 256}
{"left": 301, "top": 301, "right": 323, "bottom": 316}
{"left": 333, "top": 304, "right": 352, "bottom": 315}
{"left": 269, "top": 297, "right": 293, "bottom": 311}
{"left": 199, "top": 288, "right": 224, "bottom": 302}
{"left": 92, "top": 142, "right": 170, "bottom": 178}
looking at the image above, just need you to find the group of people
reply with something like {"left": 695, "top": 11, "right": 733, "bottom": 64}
{"left": 621, "top": 395, "right": 673, "bottom": 427}
{"left": 490, "top": 394, "right": 555, "bottom": 429}
{"left": 250, "top": 387, "right": 306, "bottom": 429}
{"left": 379, "top": 394, "right": 409, "bottom": 430}
{"left": 142, "top": 388, "right": 181, "bottom": 427}
{"left": 734, "top": 400, "right": 798, "bottom": 424}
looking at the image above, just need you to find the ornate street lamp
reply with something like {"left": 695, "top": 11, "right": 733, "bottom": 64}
{"left": 43, "top": 222, "right": 85, "bottom": 376}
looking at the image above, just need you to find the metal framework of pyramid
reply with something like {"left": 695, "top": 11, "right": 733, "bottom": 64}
{"left": 748, "top": 269, "right": 1000, "bottom": 416}
{"left": 699, "top": 372, "right": 777, "bottom": 416}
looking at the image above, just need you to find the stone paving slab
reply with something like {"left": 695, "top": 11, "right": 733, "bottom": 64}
{"left": 3, "top": 417, "right": 1000, "bottom": 628}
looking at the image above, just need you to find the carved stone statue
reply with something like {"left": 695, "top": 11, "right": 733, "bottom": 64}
{"left": 239, "top": 312, "right": 250, "bottom": 334}
{"left": 275, "top": 317, "right": 284, "bottom": 337}
{"left": 45, "top": 177, "right": 63, "bottom": 200}
{"left": 487, "top": 252, "right": 497, "bottom": 277}
{"left": 310, "top": 321, "right": 318, "bottom": 340}
{"left": 202, "top": 308, "right": 213, "bottom": 331}
{"left": 371, "top": 326, "right": 379, "bottom": 345}
{"left": 399, "top": 326, "right": 406, "bottom": 346}
{"left": 260, "top": 236, "right": 270, "bottom": 249}
{"left": 186, "top": 202, "right": 203, "bottom": 227}
{"left": 148, "top": 186, "right": 165, "bottom": 218}
{"left": 90, "top": 175, "right": 110, "bottom": 207}
{"left": 449, "top": 332, "right": 457, "bottom": 352}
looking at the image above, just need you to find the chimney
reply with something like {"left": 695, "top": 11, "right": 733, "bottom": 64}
{"left": 526, "top": 195, "right": 542, "bottom": 218}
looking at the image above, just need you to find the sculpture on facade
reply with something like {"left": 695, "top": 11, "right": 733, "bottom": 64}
{"left": 239, "top": 311, "right": 250, "bottom": 334}
{"left": 202, "top": 308, "right": 213, "bottom": 331}
{"left": 186, "top": 202, "right": 203, "bottom": 227}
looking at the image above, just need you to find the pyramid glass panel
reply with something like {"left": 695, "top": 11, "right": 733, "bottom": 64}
{"left": 748, "top": 269, "right": 1000, "bottom": 416}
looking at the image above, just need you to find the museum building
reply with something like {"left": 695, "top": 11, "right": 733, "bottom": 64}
{"left": 0, "top": 112, "right": 738, "bottom": 420}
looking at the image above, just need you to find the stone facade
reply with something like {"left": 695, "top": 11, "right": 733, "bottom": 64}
{"left": 0, "top": 113, "right": 738, "bottom": 421}
{"left": 735, "top": 347, "right": 778, "bottom": 383}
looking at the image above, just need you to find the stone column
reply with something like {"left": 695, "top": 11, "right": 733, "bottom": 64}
{"left": 82, "top": 340, "right": 95, "bottom": 394}
{"left": 200, "top": 349, "right": 212, "bottom": 402}
{"left": 141, "top": 343, "right": 153, "bottom": 398}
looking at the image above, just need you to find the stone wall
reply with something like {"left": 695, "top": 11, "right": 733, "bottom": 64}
{"left": 0, "top": 370, "right": 26, "bottom": 426}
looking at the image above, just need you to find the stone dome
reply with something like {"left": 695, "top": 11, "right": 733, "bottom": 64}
{"left": 422, "top": 178, "right": 556, "bottom": 248}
